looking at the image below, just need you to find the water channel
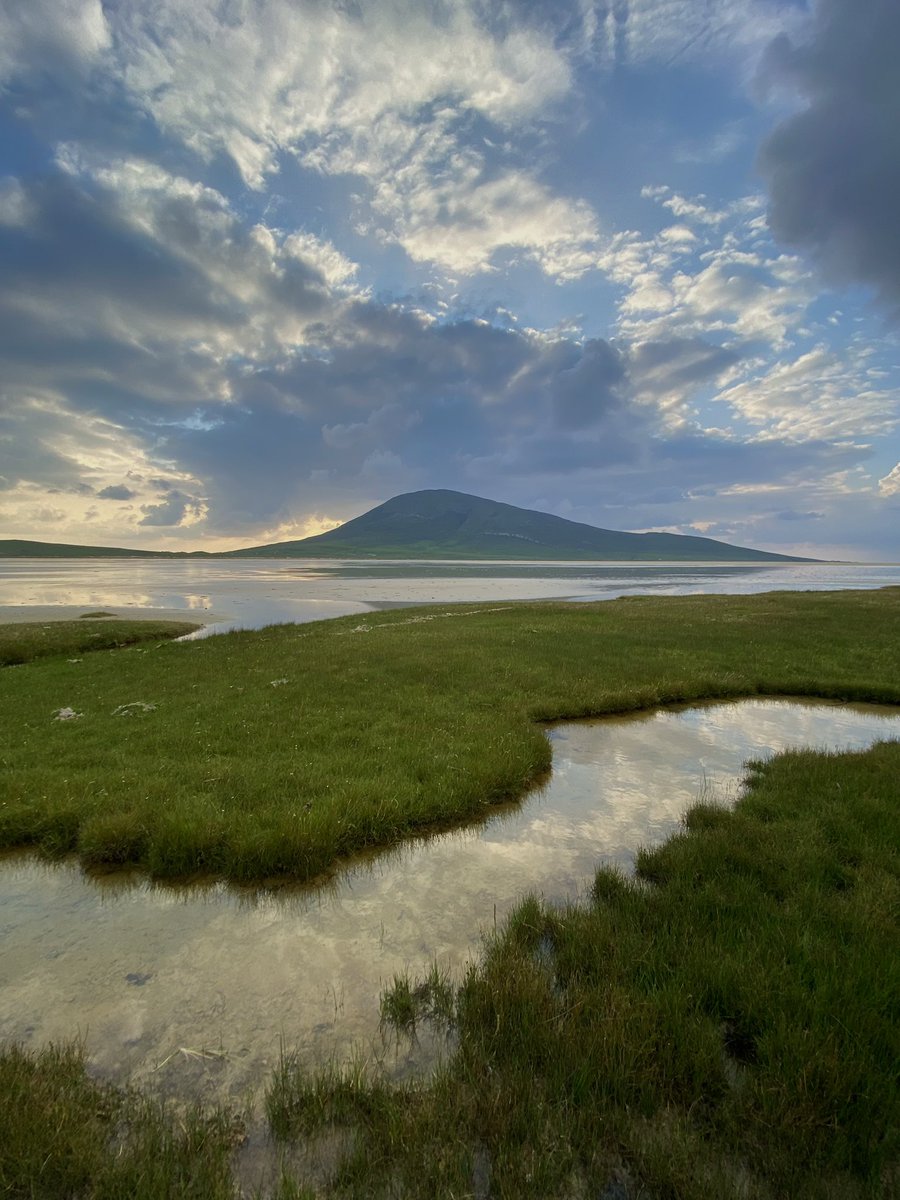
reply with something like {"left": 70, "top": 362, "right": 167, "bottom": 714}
{"left": 1, "top": 697, "right": 897, "bottom": 1110}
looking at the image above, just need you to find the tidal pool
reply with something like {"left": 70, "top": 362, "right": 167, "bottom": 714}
{"left": 1, "top": 698, "right": 897, "bottom": 1108}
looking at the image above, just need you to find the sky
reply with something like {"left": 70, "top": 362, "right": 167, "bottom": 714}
{"left": 0, "top": 0, "right": 898, "bottom": 559}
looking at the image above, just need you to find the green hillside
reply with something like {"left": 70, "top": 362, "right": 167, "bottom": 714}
{"left": 229, "top": 489, "right": 812, "bottom": 562}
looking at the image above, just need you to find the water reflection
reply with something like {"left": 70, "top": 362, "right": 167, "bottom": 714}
{"left": 0, "top": 698, "right": 897, "bottom": 1106}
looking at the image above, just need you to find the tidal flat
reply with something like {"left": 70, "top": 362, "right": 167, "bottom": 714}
{"left": 1, "top": 588, "right": 899, "bottom": 1197}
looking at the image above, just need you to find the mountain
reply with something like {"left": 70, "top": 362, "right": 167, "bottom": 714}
{"left": 0, "top": 491, "right": 815, "bottom": 561}
{"left": 228, "top": 490, "right": 813, "bottom": 562}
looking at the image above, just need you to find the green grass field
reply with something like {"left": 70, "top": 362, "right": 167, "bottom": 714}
{"left": 1, "top": 588, "right": 898, "bottom": 882}
{"left": 0, "top": 616, "right": 200, "bottom": 666}
{"left": 1, "top": 589, "right": 898, "bottom": 1196}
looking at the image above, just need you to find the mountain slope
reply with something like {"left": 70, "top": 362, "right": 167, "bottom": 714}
{"left": 229, "top": 490, "right": 812, "bottom": 562}
{"left": 0, "top": 540, "right": 210, "bottom": 558}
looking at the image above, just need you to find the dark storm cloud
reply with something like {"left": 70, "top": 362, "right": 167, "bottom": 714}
{"left": 759, "top": 0, "right": 900, "bottom": 311}
{"left": 548, "top": 339, "right": 626, "bottom": 431}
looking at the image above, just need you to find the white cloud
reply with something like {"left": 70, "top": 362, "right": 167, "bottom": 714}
{"left": 877, "top": 463, "right": 900, "bottom": 497}
{"left": 376, "top": 153, "right": 601, "bottom": 279}
{"left": 108, "top": 1, "right": 574, "bottom": 186}
{"left": 716, "top": 346, "right": 900, "bottom": 442}
{"left": 0, "top": 0, "right": 110, "bottom": 85}
{"left": 0, "top": 389, "right": 209, "bottom": 542}
{"left": 283, "top": 232, "right": 360, "bottom": 293}
{"left": 607, "top": 189, "right": 814, "bottom": 348}
{"left": 3, "top": 0, "right": 604, "bottom": 281}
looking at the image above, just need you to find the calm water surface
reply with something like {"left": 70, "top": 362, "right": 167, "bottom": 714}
{"left": 1, "top": 558, "right": 898, "bottom": 634}
{"left": 1, "top": 699, "right": 897, "bottom": 1107}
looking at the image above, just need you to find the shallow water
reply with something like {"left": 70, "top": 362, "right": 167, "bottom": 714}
{"left": 1, "top": 698, "right": 897, "bottom": 1107}
{"left": 1, "top": 558, "right": 898, "bottom": 636}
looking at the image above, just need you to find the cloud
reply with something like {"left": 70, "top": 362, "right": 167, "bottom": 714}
{"left": 97, "top": 484, "right": 137, "bottom": 500}
{"left": 599, "top": 190, "right": 820, "bottom": 352}
{"left": 139, "top": 489, "right": 205, "bottom": 527}
{"left": 716, "top": 344, "right": 900, "bottom": 441}
{"left": 879, "top": 464, "right": 900, "bottom": 497}
{"left": 772, "top": 509, "right": 824, "bottom": 522}
{"left": 0, "top": 162, "right": 883, "bottom": 547}
{"left": 0, "top": 157, "right": 365, "bottom": 411}
{"left": 0, "top": 1, "right": 608, "bottom": 281}
{"left": 0, "top": 1, "right": 818, "bottom": 291}
{"left": 0, "top": 0, "right": 110, "bottom": 87}
{"left": 759, "top": 0, "right": 900, "bottom": 313}
{"left": 627, "top": 338, "right": 740, "bottom": 403}
{"left": 0, "top": 178, "right": 30, "bottom": 227}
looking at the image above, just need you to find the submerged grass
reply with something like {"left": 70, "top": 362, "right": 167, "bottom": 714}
{"left": 269, "top": 740, "right": 900, "bottom": 1198}
{"left": 0, "top": 618, "right": 200, "bottom": 666}
{"left": 1, "top": 588, "right": 899, "bottom": 882}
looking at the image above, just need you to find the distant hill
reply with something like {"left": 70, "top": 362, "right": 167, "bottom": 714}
{"left": 229, "top": 490, "right": 813, "bottom": 562}
{"left": 0, "top": 491, "right": 815, "bottom": 562}
{"left": 0, "top": 540, "right": 209, "bottom": 559}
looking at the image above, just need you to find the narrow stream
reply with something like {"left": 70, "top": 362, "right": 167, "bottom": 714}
{"left": 1, "top": 698, "right": 897, "bottom": 1108}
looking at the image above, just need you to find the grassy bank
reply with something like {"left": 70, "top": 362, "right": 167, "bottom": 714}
{"left": 267, "top": 739, "right": 900, "bottom": 1198}
{"left": 1, "top": 589, "right": 898, "bottom": 881}
{"left": 6, "top": 735, "right": 893, "bottom": 1197}
{"left": 0, "top": 617, "right": 200, "bottom": 666}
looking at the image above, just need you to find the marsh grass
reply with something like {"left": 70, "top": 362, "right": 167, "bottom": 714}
{"left": 3, "top": 589, "right": 899, "bottom": 1196}
{"left": 380, "top": 961, "right": 457, "bottom": 1034}
{"left": 0, "top": 618, "right": 199, "bottom": 666}
{"left": 0, "top": 1041, "right": 241, "bottom": 1198}
{"left": 268, "top": 740, "right": 900, "bottom": 1198}
{"left": 1, "top": 588, "right": 898, "bottom": 883}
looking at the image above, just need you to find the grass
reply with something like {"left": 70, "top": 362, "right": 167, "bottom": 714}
{"left": 1, "top": 588, "right": 898, "bottom": 1196}
{"left": 267, "top": 739, "right": 900, "bottom": 1198}
{"left": 0, "top": 618, "right": 200, "bottom": 666}
{"left": 1, "top": 588, "right": 899, "bottom": 882}
{"left": 0, "top": 1041, "right": 242, "bottom": 1199}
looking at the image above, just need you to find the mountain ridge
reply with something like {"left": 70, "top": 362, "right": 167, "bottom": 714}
{"left": 0, "top": 490, "right": 815, "bottom": 562}
{"left": 229, "top": 489, "right": 812, "bottom": 562}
